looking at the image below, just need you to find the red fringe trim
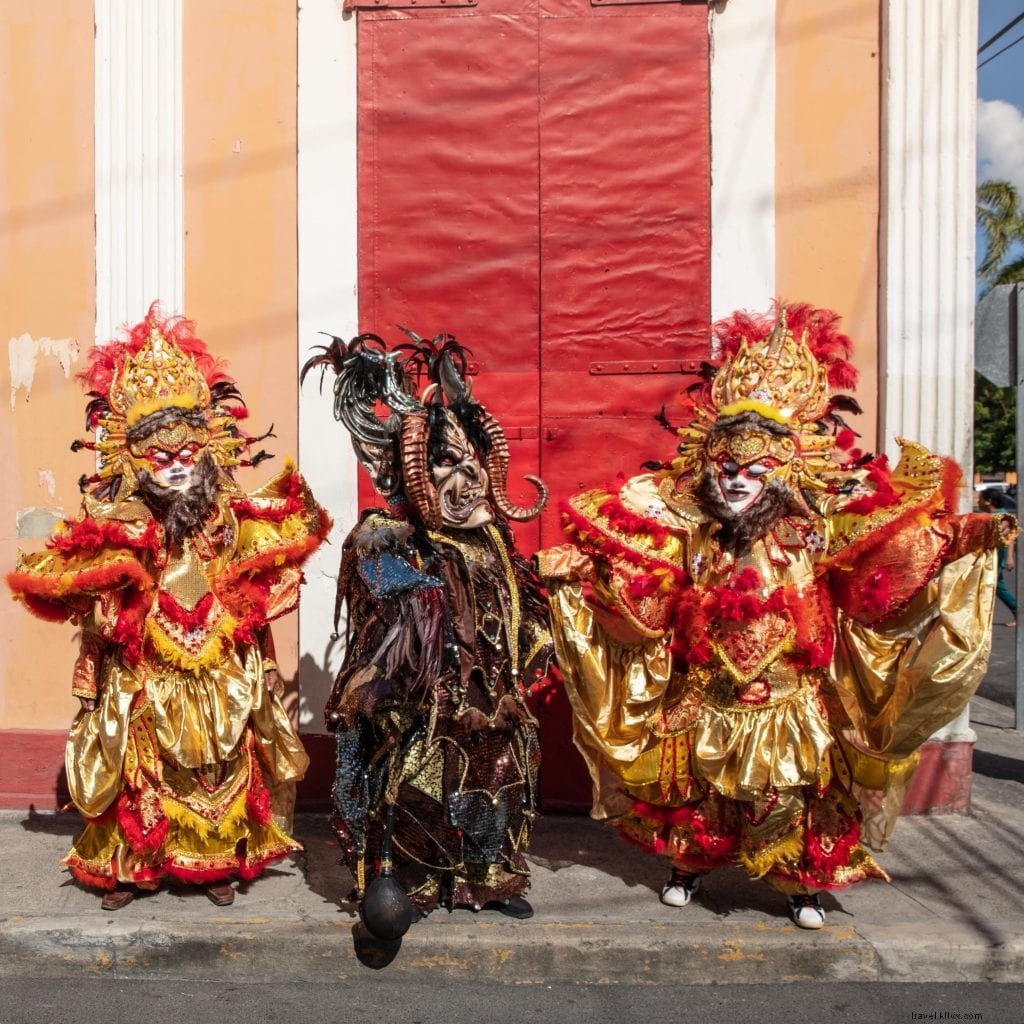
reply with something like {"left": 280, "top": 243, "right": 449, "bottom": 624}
{"left": 157, "top": 590, "right": 215, "bottom": 631}
{"left": 222, "top": 524, "right": 331, "bottom": 594}
{"left": 630, "top": 799, "right": 738, "bottom": 864}
{"left": 841, "top": 456, "right": 899, "bottom": 515}
{"left": 633, "top": 800, "right": 693, "bottom": 826}
{"left": 803, "top": 821, "right": 860, "bottom": 879}
{"left": 160, "top": 848, "right": 291, "bottom": 886}
{"left": 560, "top": 498, "right": 685, "bottom": 581}
{"left": 230, "top": 469, "right": 308, "bottom": 523}
{"left": 246, "top": 788, "right": 273, "bottom": 828}
{"left": 117, "top": 792, "right": 170, "bottom": 854}
{"left": 236, "top": 848, "right": 292, "bottom": 882}
{"left": 161, "top": 862, "right": 241, "bottom": 885}
{"left": 48, "top": 517, "right": 162, "bottom": 558}
{"left": 113, "top": 587, "right": 151, "bottom": 665}
{"left": 597, "top": 494, "right": 672, "bottom": 548}
{"left": 670, "top": 574, "right": 836, "bottom": 670}
{"left": 66, "top": 865, "right": 118, "bottom": 892}
{"left": 245, "top": 746, "right": 274, "bottom": 828}
{"left": 7, "top": 558, "right": 153, "bottom": 601}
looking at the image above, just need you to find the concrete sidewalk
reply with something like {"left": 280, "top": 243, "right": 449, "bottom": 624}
{"left": 2, "top": 693, "right": 1022, "bottom": 986}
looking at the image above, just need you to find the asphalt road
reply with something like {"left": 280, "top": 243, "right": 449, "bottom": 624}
{"left": 0, "top": 979, "right": 1021, "bottom": 1024}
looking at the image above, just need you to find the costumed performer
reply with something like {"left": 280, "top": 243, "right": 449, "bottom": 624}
{"left": 536, "top": 302, "right": 1015, "bottom": 929}
{"left": 8, "top": 304, "right": 331, "bottom": 910}
{"left": 302, "top": 331, "right": 552, "bottom": 928}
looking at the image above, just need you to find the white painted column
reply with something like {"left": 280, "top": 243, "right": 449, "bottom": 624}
{"left": 880, "top": 0, "right": 979, "bottom": 743}
{"left": 297, "top": 0, "right": 361, "bottom": 731}
{"left": 880, "top": 0, "right": 978, "bottom": 473}
{"left": 708, "top": 0, "right": 776, "bottom": 322}
{"left": 95, "top": 0, "right": 183, "bottom": 343}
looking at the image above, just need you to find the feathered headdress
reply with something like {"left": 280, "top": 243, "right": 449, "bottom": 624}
{"left": 302, "top": 329, "right": 548, "bottom": 528}
{"left": 74, "top": 302, "right": 273, "bottom": 499}
{"left": 673, "top": 302, "right": 863, "bottom": 496}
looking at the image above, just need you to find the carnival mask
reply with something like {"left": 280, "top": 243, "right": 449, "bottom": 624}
{"left": 147, "top": 443, "right": 202, "bottom": 491}
{"left": 430, "top": 420, "right": 493, "bottom": 530}
{"left": 707, "top": 426, "right": 796, "bottom": 514}
{"left": 716, "top": 459, "right": 772, "bottom": 513}
{"left": 129, "top": 420, "right": 211, "bottom": 492}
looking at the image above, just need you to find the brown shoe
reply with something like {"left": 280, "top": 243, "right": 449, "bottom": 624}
{"left": 100, "top": 888, "right": 135, "bottom": 911}
{"left": 205, "top": 882, "right": 235, "bottom": 907}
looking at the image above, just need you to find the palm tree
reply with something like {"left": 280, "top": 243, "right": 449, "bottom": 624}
{"left": 977, "top": 179, "right": 1024, "bottom": 293}
{"left": 975, "top": 180, "right": 1024, "bottom": 476}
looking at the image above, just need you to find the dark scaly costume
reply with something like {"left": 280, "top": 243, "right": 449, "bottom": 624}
{"left": 304, "top": 332, "right": 552, "bottom": 915}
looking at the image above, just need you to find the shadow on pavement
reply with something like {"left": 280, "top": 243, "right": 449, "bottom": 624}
{"left": 973, "top": 748, "right": 1024, "bottom": 783}
{"left": 20, "top": 805, "right": 81, "bottom": 837}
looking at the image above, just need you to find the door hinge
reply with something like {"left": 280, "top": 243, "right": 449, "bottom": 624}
{"left": 503, "top": 426, "right": 539, "bottom": 441}
{"left": 591, "top": 0, "right": 702, "bottom": 7}
{"left": 589, "top": 360, "right": 698, "bottom": 375}
{"left": 345, "top": 0, "right": 476, "bottom": 9}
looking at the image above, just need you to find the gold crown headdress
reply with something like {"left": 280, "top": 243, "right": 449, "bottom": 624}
{"left": 711, "top": 313, "right": 830, "bottom": 425}
{"left": 108, "top": 322, "right": 211, "bottom": 426}
{"left": 673, "top": 303, "right": 860, "bottom": 497}
{"left": 74, "top": 303, "right": 266, "bottom": 499}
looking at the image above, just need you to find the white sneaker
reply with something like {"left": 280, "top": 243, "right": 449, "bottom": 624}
{"left": 788, "top": 894, "right": 826, "bottom": 929}
{"left": 660, "top": 871, "right": 701, "bottom": 907}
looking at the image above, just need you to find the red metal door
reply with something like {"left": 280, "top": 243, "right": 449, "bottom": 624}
{"left": 355, "top": 0, "right": 710, "bottom": 808}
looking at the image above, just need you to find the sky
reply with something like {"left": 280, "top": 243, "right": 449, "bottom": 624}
{"left": 977, "top": 1, "right": 1024, "bottom": 193}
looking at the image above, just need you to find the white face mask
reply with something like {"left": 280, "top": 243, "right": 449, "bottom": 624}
{"left": 149, "top": 448, "right": 199, "bottom": 492}
{"left": 430, "top": 426, "right": 493, "bottom": 530}
{"left": 716, "top": 460, "right": 769, "bottom": 514}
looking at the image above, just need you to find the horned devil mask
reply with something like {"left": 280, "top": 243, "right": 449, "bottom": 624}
{"left": 301, "top": 330, "right": 548, "bottom": 530}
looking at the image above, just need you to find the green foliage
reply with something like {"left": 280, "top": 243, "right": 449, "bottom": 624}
{"left": 977, "top": 180, "right": 1024, "bottom": 293}
{"left": 975, "top": 180, "right": 1023, "bottom": 474}
{"left": 974, "top": 371, "right": 1015, "bottom": 474}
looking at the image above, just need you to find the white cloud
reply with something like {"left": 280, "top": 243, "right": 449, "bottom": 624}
{"left": 977, "top": 98, "right": 1024, "bottom": 193}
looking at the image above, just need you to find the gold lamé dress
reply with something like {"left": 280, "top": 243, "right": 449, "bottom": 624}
{"left": 538, "top": 441, "right": 1005, "bottom": 893}
{"left": 8, "top": 465, "right": 329, "bottom": 891}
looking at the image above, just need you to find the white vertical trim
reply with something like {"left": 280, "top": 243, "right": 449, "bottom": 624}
{"left": 95, "top": 0, "right": 183, "bottom": 343}
{"left": 297, "top": 0, "right": 360, "bottom": 730}
{"left": 880, "top": 0, "right": 979, "bottom": 743}
{"left": 708, "top": 0, "right": 776, "bottom": 322}
{"left": 880, "top": 0, "right": 977, "bottom": 478}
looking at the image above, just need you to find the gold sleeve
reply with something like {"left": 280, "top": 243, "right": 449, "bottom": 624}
{"left": 831, "top": 545, "right": 997, "bottom": 760}
{"left": 547, "top": 580, "right": 673, "bottom": 819}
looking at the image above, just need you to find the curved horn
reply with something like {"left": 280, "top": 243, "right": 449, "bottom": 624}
{"left": 437, "top": 345, "right": 470, "bottom": 403}
{"left": 479, "top": 408, "right": 549, "bottom": 522}
{"left": 399, "top": 412, "right": 442, "bottom": 529}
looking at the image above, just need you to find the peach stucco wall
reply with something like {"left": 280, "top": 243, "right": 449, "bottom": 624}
{"left": 1, "top": 3, "right": 302, "bottom": 733}
{"left": 775, "top": 0, "right": 881, "bottom": 453}
{"left": 183, "top": 2, "right": 302, "bottom": 680}
{"left": 1, "top": 2, "right": 95, "bottom": 731}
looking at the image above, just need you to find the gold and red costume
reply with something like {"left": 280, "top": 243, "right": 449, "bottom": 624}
{"left": 8, "top": 306, "right": 330, "bottom": 892}
{"left": 538, "top": 304, "right": 1012, "bottom": 895}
